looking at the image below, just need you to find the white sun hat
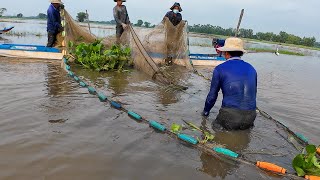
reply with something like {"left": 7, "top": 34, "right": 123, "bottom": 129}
{"left": 217, "top": 37, "right": 246, "bottom": 53}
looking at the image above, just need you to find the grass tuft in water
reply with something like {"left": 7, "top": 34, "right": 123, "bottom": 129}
{"left": 248, "top": 48, "right": 305, "bottom": 56}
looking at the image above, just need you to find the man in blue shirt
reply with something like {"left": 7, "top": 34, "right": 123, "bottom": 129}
{"left": 47, "top": 0, "right": 63, "bottom": 47}
{"left": 164, "top": 2, "right": 182, "bottom": 26}
{"left": 203, "top": 37, "right": 257, "bottom": 130}
{"left": 212, "top": 38, "right": 225, "bottom": 57}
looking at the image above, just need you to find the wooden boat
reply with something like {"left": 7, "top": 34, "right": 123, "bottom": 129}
{"left": 149, "top": 52, "right": 226, "bottom": 67}
{"left": 189, "top": 53, "right": 225, "bottom": 66}
{"left": 0, "top": 26, "right": 14, "bottom": 34}
{"left": 0, "top": 44, "right": 63, "bottom": 60}
{"left": 0, "top": 43, "right": 225, "bottom": 66}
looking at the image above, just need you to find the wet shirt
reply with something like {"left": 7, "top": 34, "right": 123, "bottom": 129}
{"left": 47, "top": 4, "right": 61, "bottom": 33}
{"left": 165, "top": 11, "right": 182, "bottom": 26}
{"left": 204, "top": 57, "right": 257, "bottom": 112}
{"left": 113, "top": 5, "right": 130, "bottom": 26}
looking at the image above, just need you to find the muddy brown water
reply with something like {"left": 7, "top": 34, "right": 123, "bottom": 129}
{"left": 0, "top": 53, "right": 319, "bottom": 180}
{"left": 1, "top": 20, "right": 320, "bottom": 180}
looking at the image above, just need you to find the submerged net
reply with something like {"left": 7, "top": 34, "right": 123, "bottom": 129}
{"left": 63, "top": 10, "right": 191, "bottom": 85}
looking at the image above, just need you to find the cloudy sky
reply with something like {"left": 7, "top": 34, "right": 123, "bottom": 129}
{"left": 2, "top": 0, "right": 320, "bottom": 40}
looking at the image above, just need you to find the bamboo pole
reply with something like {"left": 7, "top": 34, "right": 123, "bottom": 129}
{"left": 235, "top": 9, "right": 245, "bottom": 37}
{"left": 86, "top": 10, "right": 92, "bottom": 34}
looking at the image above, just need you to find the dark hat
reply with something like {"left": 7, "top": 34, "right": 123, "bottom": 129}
{"left": 170, "top": 2, "right": 182, "bottom": 12}
{"left": 114, "top": 0, "right": 126, "bottom": 2}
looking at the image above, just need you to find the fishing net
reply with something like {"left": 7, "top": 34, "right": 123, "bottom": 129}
{"left": 63, "top": 10, "right": 191, "bottom": 86}
{"left": 64, "top": 11, "right": 96, "bottom": 44}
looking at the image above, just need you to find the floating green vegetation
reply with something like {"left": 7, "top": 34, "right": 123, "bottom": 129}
{"left": 6, "top": 31, "right": 44, "bottom": 37}
{"left": 68, "top": 40, "right": 133, "bottom": 71}
{"left": 292, "top": 144, "right": 320, "bottom": 177}
{"left": 248, "top": 48, "right": 305, "bottom": 56}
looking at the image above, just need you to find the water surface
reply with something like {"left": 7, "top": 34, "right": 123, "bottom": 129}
{"left": 0, "top": 19, "right": 319, "bottom": 180}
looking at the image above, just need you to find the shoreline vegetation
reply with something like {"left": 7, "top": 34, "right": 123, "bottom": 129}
{"left": 1, "top": 17, "right": 319, "bottom": 55}
{"left": 189, "top": 32, "right": 320, "bottom": 51}
{"left": 247, "top": 48, "right": 305, "bottom": 56}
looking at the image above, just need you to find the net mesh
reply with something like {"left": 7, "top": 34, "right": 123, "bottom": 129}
{"left": 63, "top": 10, "right": 191, "bottom": 85}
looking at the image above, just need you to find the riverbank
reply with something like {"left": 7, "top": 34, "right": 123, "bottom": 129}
{"left": 189, "top": 32, "right": 320, "bottom": 52}
{"left": 1, "top": 18, "right": 319, "bottom": 57}
{"left": 248, "top": 48, "right": 305, "bottom": 56}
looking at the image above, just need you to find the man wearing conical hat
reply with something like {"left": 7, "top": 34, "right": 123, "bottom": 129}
{"left": 47, "top": 0, "right": 63, "bottom": 47}
{"left": 203, "top": 37, "right": 257, "bottom": 130}
{"left": 164, "top": 2, "right": 183, "bottom": 26}
{"left": 113, "top": 0, "right": 130, "bottom": 44}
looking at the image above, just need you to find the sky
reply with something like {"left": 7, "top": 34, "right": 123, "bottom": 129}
{"left": 2, "top": 0, "right": 320, "bottom": 40}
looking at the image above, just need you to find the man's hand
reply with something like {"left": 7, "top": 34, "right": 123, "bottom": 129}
{"left": 122, "top": 23, "right": 128, "bottom": 29}
{"left": 202, "top": 111, "right": 209, "bottom": 117}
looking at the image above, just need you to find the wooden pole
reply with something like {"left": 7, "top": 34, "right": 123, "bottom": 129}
{"left": 86, "top": 10, "right": 92, "bottom": 34}
{"left": 235, "top": 9, "right": 245, "bottom": 37}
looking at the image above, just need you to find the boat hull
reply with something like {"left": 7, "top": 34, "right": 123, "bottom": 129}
{"left": 149, "top": 53, "right": 226, "bottom": 67}
{"left": 0, "top": 44, "right": 63, "bottom": 60}
{"left": 190, "top": 53, "right": 225, "bottom": 66}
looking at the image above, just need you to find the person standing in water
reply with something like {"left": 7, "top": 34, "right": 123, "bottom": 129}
{"left": 212, "top": 38, "right": 225, "bottom": 57}
{"left": 113, "top": 0, "right": 130, "bottom": 44}
{"left": 164, "top": 2, "right": 183, "bottom": 26}
{"left": 203, "top": 37, "right": 257, "bottom": 130}
{"left": 47, "top": 0, "right": 63, "bottom": 47}
{"left": 163, "top": 2, "right": 183, "bottom": 64}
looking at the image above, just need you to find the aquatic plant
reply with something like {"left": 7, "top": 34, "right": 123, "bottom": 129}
{"left": 5, "top": 31, "right": 44, "bottom": 37}
{"left": 292, "top": 144, "right": 320, "bottom": 176}
{"left": 170, "top": 123, "right": 182, "bottom": 134}
{"left": 69, "top": 40, "right": 132, "bottom": 71}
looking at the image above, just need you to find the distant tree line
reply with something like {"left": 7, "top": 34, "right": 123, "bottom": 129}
{"left": 2, "top": 8, "right": 317, "bottom": 47}
{"left": 133, "top": 19, "right": 155, "bottom": 28}
{"left": 188, "top": 24, "right": 317, "bottom": 47}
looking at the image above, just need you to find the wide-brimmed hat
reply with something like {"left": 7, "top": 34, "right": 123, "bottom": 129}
{"left": 50, "top": 0, "right": 63, "bottom": 4}
{"left": 217, "top": 37, "right": 246, "bottom": 53}
{"left": 170, "top": 2, "right": 182, "bottom": 12}
{"left": 114, "top": 0, "right": 126, "bottom": 2}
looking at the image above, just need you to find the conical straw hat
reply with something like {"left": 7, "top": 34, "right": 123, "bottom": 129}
{"left": 217, "top": 37, "right": 246, "bottom": 53}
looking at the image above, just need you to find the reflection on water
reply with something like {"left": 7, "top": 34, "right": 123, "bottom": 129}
{"left": 46, "top": 63, "right": 73, "bottom": 96}
{"left": 107, "top": 72, "right": 130, "bottom": 95}
{"left": 0, "top": 53, "right": 319, "bottom": 180}
{"left": 0, "top": 19, "right": 320, "bottom": 180}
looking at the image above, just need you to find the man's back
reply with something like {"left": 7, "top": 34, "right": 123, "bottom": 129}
{"left": 216, "top": 58, "right": 257, "bottom": 110}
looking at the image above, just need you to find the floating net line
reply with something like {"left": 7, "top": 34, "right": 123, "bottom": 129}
{"left": 63, "top": 10, "right": 191, "bottom": 86}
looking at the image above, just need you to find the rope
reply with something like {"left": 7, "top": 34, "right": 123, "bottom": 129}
{"left": 62, "top": 58, "right": 307, "bottom": 180}
{"left": 128, "top": 25, "right": 160, "bottom": 74}
{"left": 128, "top": 25, "right": 189, "bottom": 90}
{"left": 185, "top": 21, "right": 212, "bottom": 81}
{"left": 186, "top": 54, "right": 311, "bottom": 149}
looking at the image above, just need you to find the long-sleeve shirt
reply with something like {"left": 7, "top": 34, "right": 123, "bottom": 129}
{"left": 47, "top": 4, "right": 61, "bottom": 33}
{"left": 204, "top": 57, "right": 257, "bottom": 113}
{"left": 113, "top": 5, "right": 130, "bottom": 25}
{"left": 214, "top": 39, "right": 225, "bottom": 54}
{"left": 165, "top": 11, "right": 182, "bottom": 26}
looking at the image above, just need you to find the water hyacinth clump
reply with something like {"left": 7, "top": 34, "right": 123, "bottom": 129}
{"left": 69, "top": 40, "right": 133, "bottom": 71}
